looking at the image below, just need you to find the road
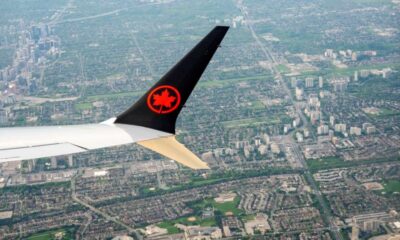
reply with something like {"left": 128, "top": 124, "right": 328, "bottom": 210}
{"left": 71, "top": 172, "right": 142, "bottom": 239}
{"left": 235, "top": 1, "right": 343, "bottom": 239}
{"left": 235, "top": 1, "right": 310, "bottom": 132}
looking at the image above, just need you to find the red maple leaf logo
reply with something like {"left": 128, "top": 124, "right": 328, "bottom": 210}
{"left": 153, "top": 89, "right": 176, "bottom": 111}
{"left": 147, "top": 85, "right": 181, "bottom": 114}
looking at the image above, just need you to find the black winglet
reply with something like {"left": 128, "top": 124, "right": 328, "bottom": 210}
{"left": 115, "top": 26, "right": 229, "bottom": 133}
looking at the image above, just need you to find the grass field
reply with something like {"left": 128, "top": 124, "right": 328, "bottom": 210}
{"left": 307, "top": 157, "right": 400, "bottom": 172}
{"left": 221, "top": 117, "right": 280, "bottom": 128}
{"left": 27, "top": 227, "right": 74, "bottom": 240}
{"left": 156, "top": 222, "right": 181, "bottom": 234}
{"left": 307, "top": 157, "right": 348, "bottom": 171}
{"left": 192, "top": 196, "right": 243, "bottom": 215}
{"left": 75, "top": 102, "right": 92, "bottom": 111}
{"left": 190, "top": 178, "right": 225, "bottom": 187}
{"left": 156, "top": 196, "right": 243, "bottom": 233}
{"left": 86, "top": 90, "right": 143, "bottom": 101}
{"left": 277, "top": 64, "right": 290, "bottom": 74}
{"left": 293, "top": 62, "right": 400, "bottom": 79}
{"left": 376, "top": 108, "right": 400, "bottom": 118}
{"left": 241, "top": 214, "right": 256, "bottom": 221}
{"left": 212, "top": 197, "right": 243, "bottom": 215}
{"left": 248, "top": 101, "right": 266, "bottom": 110}
{"left": 198, "top": 74, "right": 270, "bottom": 88}
{"left": 382, "top": 180, "right": 400, "bottom": 194}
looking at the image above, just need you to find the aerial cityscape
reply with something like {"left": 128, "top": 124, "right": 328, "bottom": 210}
{"left": 0, "top": 0, "right": 399, "bottom": 239}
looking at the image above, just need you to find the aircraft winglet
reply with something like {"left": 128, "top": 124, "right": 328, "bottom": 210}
{"left": 115, "top": 26, "right": 229, "bottom": 134}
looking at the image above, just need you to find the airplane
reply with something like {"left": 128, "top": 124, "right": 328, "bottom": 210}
{"left": 0, "top": 26, "right": 229, "bottom": 170}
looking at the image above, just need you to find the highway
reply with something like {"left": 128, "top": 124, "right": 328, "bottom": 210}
{"left": 235, "top": 1, "right": 343, "bottom": 239}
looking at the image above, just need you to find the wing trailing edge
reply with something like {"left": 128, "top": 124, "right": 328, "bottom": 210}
{"left": 137, "top": 136, "right": 209, "bottom": 170}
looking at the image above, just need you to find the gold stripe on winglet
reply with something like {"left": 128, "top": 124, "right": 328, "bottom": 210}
{"left": 137, "top": 136, "right": 210, "bottom": 170}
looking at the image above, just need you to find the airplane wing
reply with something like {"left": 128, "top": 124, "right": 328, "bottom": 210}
{"left": 0, "top": 26, "right": 229, "bottom": 170}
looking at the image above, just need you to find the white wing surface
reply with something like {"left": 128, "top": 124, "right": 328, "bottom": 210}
{"left": 0, "top": 120, "right": 172, "bottom": 162}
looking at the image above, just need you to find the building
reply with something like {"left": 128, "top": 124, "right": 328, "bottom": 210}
{"left": 222, "top": 216, "right": 243, "bottom": 237}
{"left": 50, "top": 157, "right": 57, "bottom": 169}
{"left": 310, "top": 111, "right": 321, "bottom": 124}
{"left": 147, "top": 233, "right": 185, "bottom": 240}
{"left": 334, "top": 123, "right": 347, "bottom": 133}
{"left": 351, "top": 52, "right": 358, "bottom": 61}
{"left": 235, "top": 141, "right": 249, "bottom": 149}
{"left": 325, "top": 49, "right": 335, "bottom": 58}
{"left": 362, "top": 220, "right": 381, "bottom": 232}
{"left": 317, "top": 125, "right": 329, "bottom": 135}
{"left": 360, "top": 70, "right": 370, "bottom": 78}
{"left": 354, "top": 71, "right": 359, "bottom": 81}
{"left": 351, "top": 218, "right": 359, "bottom": 240}
{"left": 244, "top": 146, "right": 252, "bottom": 158}
{"left": 0, "top": 211, "right": 13, "bottom": 220}
{"left": 112, "top": 237, "right": 133, "bottom": 240}
{"left": 333, "top": 80, "right": 348, "bottom": 92}
{"left": 319, "top": 76, "right": 323, "bottom": 88}
{"left": 308, "top": 94, "right": 320, "bottom": 107}
{"left": 295, "top": 87, "right": 304, "bottom": 100}
{"left": 291, "top": 77, "right": 298, "bottom": 88}
{"left": 382, "top": 68, "right": 392, "bottom": 78}
{"left": 271, "top": 143, "right": 281, "bottom": 154}
{"left": 68, "top": 155, "right": 73, "bottom": 167}
{"left": 185, "top": 226, "right": 222, "bottom": 240}
{"left": 143, "top": 225, "right": 168, "bottom": 237}
{"left": 366, "top": 126, "right": 376, "bottom": 134}
{"left": 262, "top": 134, "right": 270, "bottom": 144}
{"left": 345, "top": 212, "right": 393, "bottom": 229}
{"left": 305, "top": 77, "right": 314, "bottom": 88}
{"left": 202, "top": 207, "right": 215, "bottom": 219}
{"left": 330, "top": 116, "right": 335, "bottom": 126}
{"left": 296, "top": 132, "right": 304, "bottom": 142}
{"left": 362, "top": 122, "right": 377, "bottom": 134}
{"left": 329, "top": 130, "right": 334, "bottom": 137}
{"left": 293, "top": 118, "right": 300, "bottom": 128}
{"left": 350, "top": 127, "right": 362, "bottom": 136}
{"left": 304, "top": 129, "right": 310, "bottom": 138}
{"left": 284, "top": 124, "right": 292, "bottom": 134}
{"left": 244, "top": 214, "right": 271, "bottom": 235}
{"left": 391, "top": 221, "right": 400, "bottom": 230}
{"left": 362, "top": 122, "right": 372, "bottom": 130}
{"left": 258, "top": 145, "right": 268, "bottom": 155}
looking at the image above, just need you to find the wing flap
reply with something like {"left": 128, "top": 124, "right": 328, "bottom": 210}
{"left": 0, "top": 143, "right": 86, "bottom": 162}
{"left": 137, "top": 136, "right": 209, "bottom": 170}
